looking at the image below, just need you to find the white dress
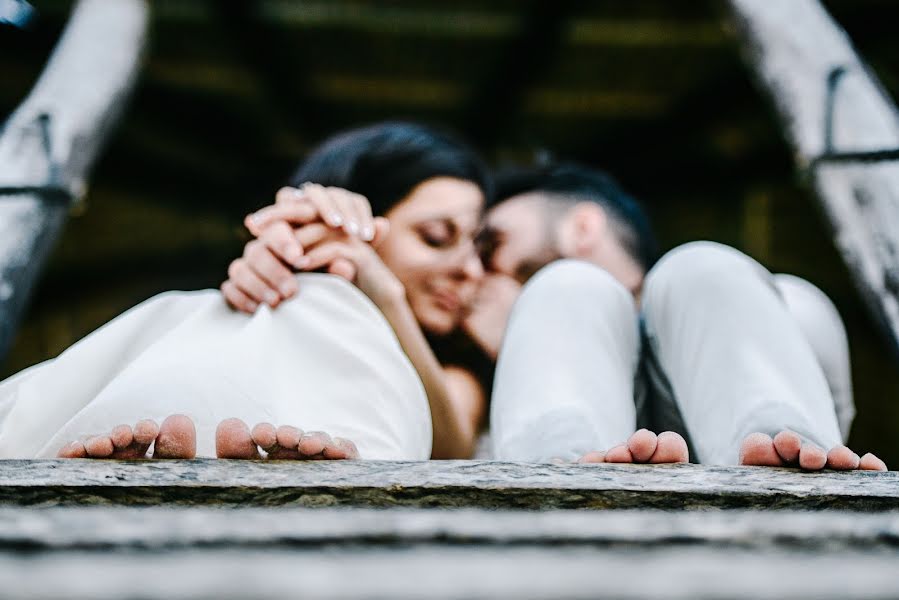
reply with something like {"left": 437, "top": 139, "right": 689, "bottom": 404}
{"left": 0, "top": 274, "right": 432, "bottom": 459}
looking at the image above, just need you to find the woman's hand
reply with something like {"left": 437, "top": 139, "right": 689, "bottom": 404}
{"left": 221, "top": 184, "right": 386, "bottom": 313}
{"left": 462, "top": 273, "right": 522, "bottom": 361}
{"left": 298, "top": 224, "right": 405, "bottom": 310}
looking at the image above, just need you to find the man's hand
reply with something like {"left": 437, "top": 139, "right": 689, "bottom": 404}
{"left": 221, "top": 184, "right": 387, "bottom": 313}
{"left": 462, "top": 273, "right": 522, "bottom": 361}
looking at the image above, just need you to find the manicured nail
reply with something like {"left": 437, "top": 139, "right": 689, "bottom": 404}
{"left": 293, "top": 188, "right": 305, "bottom": 200}
{"left": 263, "top": 290, "right": 278, "bottom": 306}
{"left": 248, "top": 213, "right": 263, "bottom": 226}
{"left": 346, "top": 221, "right": 360, "bottom": 236}
{"left": 329, "top": 212, "right": 343, "bottom": 226}
{"left": 362, "top": 225, "right": 374, "bottom": 241}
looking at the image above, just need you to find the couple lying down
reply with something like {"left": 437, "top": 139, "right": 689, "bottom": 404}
{"left": 0, "top": 122, "right": 887, "bottom": 471}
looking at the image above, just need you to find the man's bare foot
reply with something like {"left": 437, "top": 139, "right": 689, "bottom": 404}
{"left": 215, "top": 418, "right": 360, "bottom": 460}
{"left": 577, "top": 429, "right": 689, "bottom": 464}
{"left": 56, "top": 415, "right": 197, "bottom": 459}
{"left": 739, "top": 430, "right": 888, "bottom": 471}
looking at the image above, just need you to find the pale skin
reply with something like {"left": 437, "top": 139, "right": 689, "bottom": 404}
{"left": 480, "top": 194, "right": 887, "bottom": 471}
{"left": 58, "top": 178, "right": 487, "bottom": 461}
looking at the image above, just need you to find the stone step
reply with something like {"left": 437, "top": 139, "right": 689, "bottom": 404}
{"left": 1, "top": 459, "right": 897, "bottom": 510}
{"left": 1, "top": 506, "right": 898, "bottom": 549}
{"left": 0, "top": 543, "right": 897, "bottom": 599}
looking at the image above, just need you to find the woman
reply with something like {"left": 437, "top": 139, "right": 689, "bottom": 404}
{"left": 0, "top": 122, "right": 491, "bottom": 460}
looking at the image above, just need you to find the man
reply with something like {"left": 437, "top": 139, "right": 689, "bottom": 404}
{"left": 224, "top": 163, "right": 887, "bottom": 471}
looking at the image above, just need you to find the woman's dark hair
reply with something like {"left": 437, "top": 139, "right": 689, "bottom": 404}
{"left": 289, "top": 122, "right": 492, "bottom": 215}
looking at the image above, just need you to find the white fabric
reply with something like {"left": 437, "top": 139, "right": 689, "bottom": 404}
{"left": 642, "top": 242, "right": 844, "bottom": 464}
{"left": 489, "top": 244, "right": 851, "bottom": 465}
{"left": 491, "top": 260, "right": 639, "bottom": 462}
{"left": 773, "top": 273, "right": 854, "bottom": 441}
{"left": 0, "top": 274, "right": 431, "bottom": 460}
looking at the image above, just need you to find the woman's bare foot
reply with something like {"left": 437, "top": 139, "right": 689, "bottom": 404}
{"left": 215, "top": 418, "right": 360, "bottom": 460}
{"left": 577, "top": 429, "right": 689, "bottom": 464}
{"left": 739, "top": 430, "right": 888, "bottom": 471}
{"left": 56, "top": 415, "right": 197, "bottom": 459}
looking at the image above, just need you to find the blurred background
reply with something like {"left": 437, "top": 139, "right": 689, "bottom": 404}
{"left": 2, "top": 0, "right": 898, "bottom": 464}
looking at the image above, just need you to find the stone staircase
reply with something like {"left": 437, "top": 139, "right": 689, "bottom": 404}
{"left": 1, "top": 460, "right": 897, "bottom": 598}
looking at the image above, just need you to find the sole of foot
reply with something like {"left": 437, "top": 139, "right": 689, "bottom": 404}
{"left": 739, "top": 430, "right": 887, "bottom": 471}
{"left": 215, "top": 418, "right": 359, "bottom": 460}
{"left": 56, "top": 414, "right": 197, "bottom": 459}
{"left": 577, "top": 429, "right": 689, "bottom": 464}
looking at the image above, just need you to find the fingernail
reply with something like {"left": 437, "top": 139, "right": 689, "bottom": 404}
{"left": 295, "top": 256, "right": 310, "bottom": 269}
{"left": 248, "top": 213, "right": 263, "bottom": 225}
{"left": 329, "top": 212, "right": 343, "bottom": 226}
{"left": 263, "top": 291, "right": 278, "bottom": 306}
{"left": 247, "top": 301, "right": 258, "bottom": 312}
{"left": 346, "top": 221, "right": 360, "bottom": 236}
{"left": 293, "top": 188, "right": 305, "bottom": 200}
{"left": 279, "top": 280, "right": 296, "bottom": 296}
{"left": 362, "top": 225, "right": 374, "bottom": 240}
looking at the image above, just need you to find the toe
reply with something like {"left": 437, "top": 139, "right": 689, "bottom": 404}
{"left": 250, "top": 423, "right": 277, "bottom": 450}
{"left": 84, "top": 436, "right": 114, "bottom": 458}
{"left": 57, "top": 441, "right": 87, "bottom": 458}
{"left": 627, "top": 429, "right": 658, "bottom": 463}
{"left": 322, "top": 438, "right": 350, "bottom": 459}
{"left": 276, "top": 425, "right": 303, "bottom": 450}
{"left": 133, "top": 420, "right": 160, "bottom": 445}
{"left": 604, "top": 444, "right": 634, "bottom": 463}
{"left": 860, "top": 453, "right": 888, "bottom": 472}
{"left": 649, "top": 431, "right": 689, "bottom": 464}
{"left": 298, "top": 431, "right": 331, "bottom": 457}
{"left": 739, "top": 432, "right": 783, "bottom": 466}
{"left": 110, "top": 425, "right": 134, "bottom": 449}
{"left": 216, "top": 418, "right": 259, "bottom": 459}
{"left": 798, "top": 443, "right": 827, "bottom": 470}
{"left": 826, "top": 445, "right": 860, "bottom": 470}
{"left": 577, "top": 450, "right": 607, "bottom": 464}
{"left": 154, "top": 414, "right": 197, "bottom": 459}
{"left": 773, "top": 430, "right": 802, "bottom": 463}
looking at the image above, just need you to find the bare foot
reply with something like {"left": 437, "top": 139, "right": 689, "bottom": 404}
{"left": 577, "top": 429, "right": 689, "bottom": 464}
{"left": 56, "top": 415, "right": 196, "bottom": 459}
{"left": 739, "top": 430, "right": 888, "bottom": 471}
{"left": 215, "top": 418, "right": 359, "bottom": 460}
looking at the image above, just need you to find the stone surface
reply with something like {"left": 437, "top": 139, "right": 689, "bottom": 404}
{"left": 0, "top": 459, "right": 897, "bottom": 509}
{"left": 0, "top": 506, "right": 898, "bottom": 550}
{"left": 0, "top": 545, "right": 898, "bottom": 600}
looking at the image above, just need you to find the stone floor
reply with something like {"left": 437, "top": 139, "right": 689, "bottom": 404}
{"left": 1, "top": 460, "right": 898, "bottom": 598}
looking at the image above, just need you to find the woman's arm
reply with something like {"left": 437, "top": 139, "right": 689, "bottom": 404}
{"left": 374, "top": 288, "right": 485, "bottom": 458}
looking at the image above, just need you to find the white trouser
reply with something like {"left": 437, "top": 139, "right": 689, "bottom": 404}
{"left": 491, "top": 244, "right": 851, "bottom": 465}
{"left": 642, "top": 242, "right": 844, "bottom": 464}
{"left": 490, "top": 260, "right": 640, "bottom": 462}
{"left": 771, "top": 273, "right": 854, "bottom": 439}
{"left": 0, "top": 274, "right": 431, "bottom": 460}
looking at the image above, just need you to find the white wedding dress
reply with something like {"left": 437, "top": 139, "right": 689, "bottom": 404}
{"left": 0, "top": 274, "right": 432, "bottom": 459}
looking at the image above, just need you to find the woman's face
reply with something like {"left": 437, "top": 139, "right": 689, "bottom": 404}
{"left": 376, "top": 176, "right": 486, "bottom": 336}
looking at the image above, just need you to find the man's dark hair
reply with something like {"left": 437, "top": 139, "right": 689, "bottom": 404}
{"left": 493, "top": 162, "right": 659, "bottom": 271}
{"left": 290, "top": 122, "right": 492, "bottom": 216}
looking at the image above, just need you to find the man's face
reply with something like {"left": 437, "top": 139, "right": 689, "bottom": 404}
{"left": 481, "top": 193, "right": 561, "bottom": 283}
